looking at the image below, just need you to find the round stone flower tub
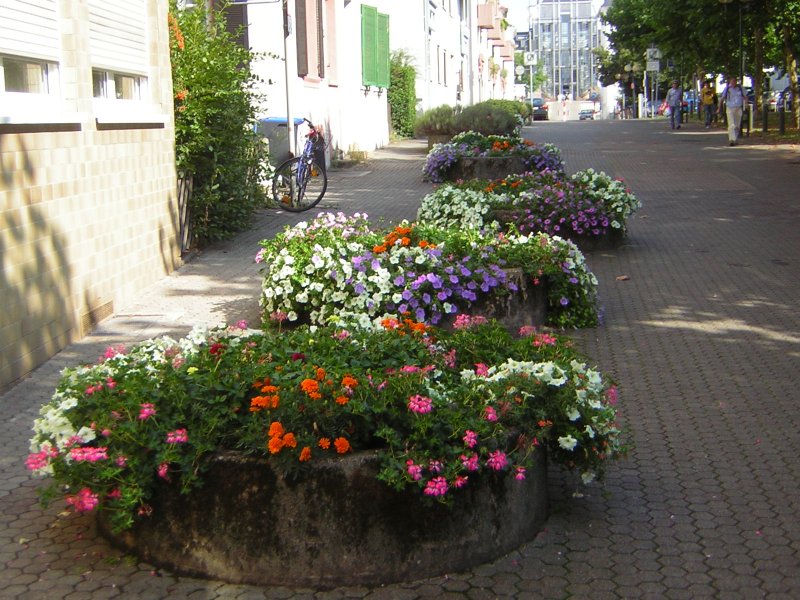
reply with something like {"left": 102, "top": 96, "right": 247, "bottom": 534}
{"left": 99, "top": 449, "right": 548, "bottom": 588}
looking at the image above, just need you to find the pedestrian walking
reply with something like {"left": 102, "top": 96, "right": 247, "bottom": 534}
{"left": 666, "top": 80, "right": 683, "bottom": 130}
{"left": 701, "top": 80, "right": 716, "bottom": 128}
{"left": 719, "top": 75, "right": 745, "bottom": 146}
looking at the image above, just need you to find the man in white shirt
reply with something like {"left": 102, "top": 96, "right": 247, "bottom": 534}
{"left": 719, "top": 76, "right": 746, "bottom": 146}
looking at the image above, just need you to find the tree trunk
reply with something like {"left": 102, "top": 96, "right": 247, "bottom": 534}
{"left": 754, "top": 26, "right": 763, "bottom": 115}
{"left": 783, "top": 25, "right": 800, "bottom": 128}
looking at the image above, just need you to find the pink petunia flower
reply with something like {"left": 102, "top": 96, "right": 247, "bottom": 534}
{"left": 165, "top": 429, "right": 189, "bottom": 444}
{"left": 408, "top": 394, "right": 433, "bottom": 414}
{"left": 236, "top": 320, "right": 249, "bottom": 330}
{"left": 157, "top": 462, "right": 169, "bottom": 480}
{"left": 474, "top": 363, "right": 489, "bottom": 377}
{"left": 138, "top": 403, "right": 156, "bottom": 420}
{"left": 69, "top": 447, "right": 108, "bottom": 462}
{"left": 423, "top": 476, "right": 449, "bottom": 497}
{"left": 460, "top": 453, "right": 480, "bottom": 472}
{"left": 487, "top": 450, "right": 508, "bottom": 471}
{"left": 454, "top": 475, "right": 469, "bottom": 488}
{"left": 25, "top": 447, "right": 57, "bottom": 472}
{"left": 65, "top": 488, "right": 99, "bottom": 512}
{"left": 515, "top": 466, "right": 527, "bottom": 481}
{"left": 463, "top": 430, "right": 478, "bottom": 448}
{"left": 484, "top": 406, "right": 498, "bottom": 422}
{"left": 518, "top": 326, "right": 537, "bottom": 337}
{"left": 406, "top": 459, "right": 423, "bottom": 481}
{"left": 606, "top": 386, "right": 618, "bottom": 405}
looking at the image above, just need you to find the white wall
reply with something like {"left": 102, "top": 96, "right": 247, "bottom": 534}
{"left": 247, "top": 0, "right": 390, "bottom": 159}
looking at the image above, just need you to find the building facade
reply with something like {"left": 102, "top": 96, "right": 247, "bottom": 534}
{"left": 525, "top": 0, "right": 605, "bottom": 101}
{"left": 0, "top": 0, "right": 178, "bottom": 391}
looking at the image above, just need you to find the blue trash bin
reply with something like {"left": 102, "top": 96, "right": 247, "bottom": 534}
{"left": 256, "top": 117, "right": 304, "bottom": 166}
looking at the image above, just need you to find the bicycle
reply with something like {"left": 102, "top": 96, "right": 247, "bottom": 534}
{"left": 271, "top": 117, "right": 328, "bottom": 212}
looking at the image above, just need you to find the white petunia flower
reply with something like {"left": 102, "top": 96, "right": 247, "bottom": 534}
{"left": 558, "top": 435, "right": 578, "bottom": 451}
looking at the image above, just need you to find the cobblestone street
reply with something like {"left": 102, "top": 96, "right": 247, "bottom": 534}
{"left": 2, "top": 120, "right": 799, "bottom": 599}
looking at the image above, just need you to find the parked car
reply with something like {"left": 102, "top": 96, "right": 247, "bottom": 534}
{"left": 778, "top": 86, "right": 794, "bottom": 111}
{"left": 531, "top": 98, "right": 549, "bottom": 121}
{"left": 578, "top": 109, "right": 595, "bottom": 120}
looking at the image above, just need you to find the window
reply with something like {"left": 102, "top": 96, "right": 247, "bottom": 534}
{"left": 361, "top": 4, "right": 389, "bottom": 88}
{"left": 92, "top": 70, "right": 144, "bottom": 100}
{"left": 2, "top": 56, "right": 52, "bottom": 94}
{"left": 296, "top": 0, "right": 325, "bottom": 79}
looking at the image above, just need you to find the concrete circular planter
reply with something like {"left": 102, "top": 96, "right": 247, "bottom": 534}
{"left": 440, "top": 267, "right": 548, "bottom": 332}
{"left": 491, "top": 210, "right": 627, "bottom": 253}
{"left": 99, "top": 449, "right": 548, "bottom": 588}
{"left": 445, "top": 156, "right": 529, "bottom": 182}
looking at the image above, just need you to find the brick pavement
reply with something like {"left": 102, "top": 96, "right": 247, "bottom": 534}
{"left": 1, "top": 121, "right": 799, "bottom": 599}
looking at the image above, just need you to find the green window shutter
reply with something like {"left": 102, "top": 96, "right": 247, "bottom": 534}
{"left": 376, "top": 12, "right": 389, "bottom": 88}
{"left": 361, "top": 4, "right": 377, "bottom": 86}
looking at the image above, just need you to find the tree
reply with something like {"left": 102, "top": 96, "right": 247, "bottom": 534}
{"left": 169, "top": 0, "right": 268, "bottom": 246}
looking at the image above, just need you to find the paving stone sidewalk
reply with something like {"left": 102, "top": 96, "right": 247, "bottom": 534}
{"left": 1, "top": 122, "right": 799, "bottom": 599}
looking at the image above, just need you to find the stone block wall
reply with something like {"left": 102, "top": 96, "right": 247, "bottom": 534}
{"left": 0, "top": 0, "right": 178, "bottom": 391}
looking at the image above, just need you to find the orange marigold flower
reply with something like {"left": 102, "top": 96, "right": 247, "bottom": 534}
{"left": 315, "top": 367, "right": 326, "bottom": 381}
{"left": 318, "top": 437, "right": 331, "bottom": 450}
{"left": 261, "top": 384, "right": 278, "bottom": 394}
{"left": 299, "top": 447, "right": 312, "bottom": 462}
{"left": 282, "top": 432, "right": 297, "bottom": 448}
{"left": 250, "top": 396, "right": 269, "bottom": 412}
{"left": 335, "top": 395, "right": 349, "bottom": 405}
{"left": 268, "top": 421, "right": 284, "bottom": 438}
{"left": 381, "top": 317, "right": 400, "bottom": 330}
{"left": 268, "top": 436, "right": 284, "bottom": 454}
{"left": 341, "top": 375, "right": 358, "bottom": 388}
{"left": 300, "top": 379, "right": 320, "bottom": 395}
{"left": 266, "top": 395, "right": 280, "bottom": 408}
{"left": 373, "top": 244, "right": 387, "bottom": 254}
{"left": 333, "top": 437, "right": 351, "bottom": 454}
{"left": 308, "top": 391, "right": 322, "bottom": 400}
{"left": 400, "top": 237, "right": 411, "bottom": 246}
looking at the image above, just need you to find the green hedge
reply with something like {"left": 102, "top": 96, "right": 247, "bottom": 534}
{"left": 388, "top": 53, "right": 417, "bottom": 138}
{"left": 414, "top": 100, "right": 525, "bottom": 139}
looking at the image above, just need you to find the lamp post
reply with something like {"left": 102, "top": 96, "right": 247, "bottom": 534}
{"left": 624, "top": 63, "right": 639, "bottom": 118}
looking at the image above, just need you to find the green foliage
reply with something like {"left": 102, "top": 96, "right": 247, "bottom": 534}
{"left": 413, "top": 104, "right": 460, "bottom": 137}
{"left": 455, "top": 102, "right": 519, "bottom": 136}
{"left": 169, "top": 1, "right": 269, "bottom": 247}
{"left": 414, "top": 100, "right": 527, "bottom": 139}
{"left": 388, "top": 51, "right": 417, "bottom": 138}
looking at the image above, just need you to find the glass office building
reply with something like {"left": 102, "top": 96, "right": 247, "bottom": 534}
{"left": 525, "top": 0, "right": 606, "bottom": 100}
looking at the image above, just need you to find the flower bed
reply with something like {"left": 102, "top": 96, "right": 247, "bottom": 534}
{"left": 422, "top": 131, "right": 564, "bottom": 183}
{"left": 256, "top": 212, "right": 600, "bottom": 329}
{"left": 417, "top": 168, "right": 641, "bottom": 250}
{"left": 27, "top": 319, "right": 625, "bottom": 537}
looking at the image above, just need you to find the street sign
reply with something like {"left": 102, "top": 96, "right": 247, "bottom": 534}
{"left": 646, "top": 47, "right": 662, "bottom": 61}
{"left": 523, "top": 52, "right": 535, "bottom": 66}
{"left": 515, "top": 65, "right": 525, "bottom": 76}
{"left": 646, "top": 60, "right": 660, "bottom": 72}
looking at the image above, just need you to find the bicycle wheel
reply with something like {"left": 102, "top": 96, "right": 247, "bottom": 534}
{"left": 271, "top": 156, "right": 328, "bottom": 212}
